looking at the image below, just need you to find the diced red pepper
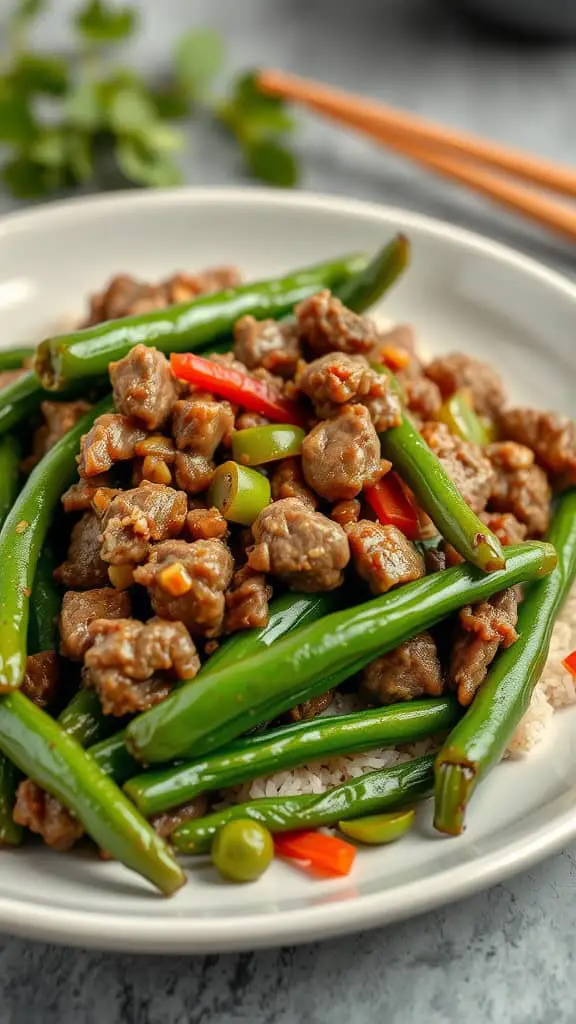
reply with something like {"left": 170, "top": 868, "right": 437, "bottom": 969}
{"left": 562, "top": 650, "right": 576, "bottom": 678}
{"left": 364, "top": 471, "right": 420, "bottom": 540}
{"left": 170, "top": 352, "right": 306, "bottom": 426}
{"left": 274, "top": 830, "right": 356, "bottom": 877}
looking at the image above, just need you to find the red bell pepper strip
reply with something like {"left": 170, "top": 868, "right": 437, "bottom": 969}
{"left": 274, "top": 830, "right": 356, "bottom": 877}
{"left": 170, "top": 353, "right": 306, "bottom": 426}
{"left": 364, "top": 471, "right": 420, "bottom": 540}
{"left": 562, "top": 650, "right": 576, "bottom": 678}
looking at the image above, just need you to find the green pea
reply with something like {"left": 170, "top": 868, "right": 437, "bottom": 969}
{"left": 211, "top": 818, "right": 274, "bottom": 883}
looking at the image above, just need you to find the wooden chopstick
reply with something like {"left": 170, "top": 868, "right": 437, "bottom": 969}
{"left": 257, "top": 69, "right": 576, "bottom": 243}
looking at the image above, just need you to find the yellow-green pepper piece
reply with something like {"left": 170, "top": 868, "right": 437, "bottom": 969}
{"left": 338, "top": 807, "right": 415, "bottom": 845}
{"left": 437, "top": 388, "right": 489, "bottom": 445}
{"left": 209, "top": 460, "right": 271, "bottom": 525}
{"left": 232, "top": 424, "right": 305, "bottom": 466}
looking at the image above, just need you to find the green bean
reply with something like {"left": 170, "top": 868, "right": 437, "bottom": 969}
{"left": 90, "top": 730, "right": 138, "bottom": 781}
{"left": 0, "top": 754, "right": 22, "bottom": 847}
{"left": 336, "top": 233, "right": 409, "bottom": 312}
{"left": 0, "top": 371, "right": 44, "bottom": 437}
{"left": 172, "top": 754, "right": 435, "bottom": 854}
{"left": 58, "top": 689, "right": 119, "bottom": 748}
{"left": 0, "top": 690, "right": 185, "bottom": 894}
{"left": 0, "top": 395, "right": 113, "bottom": 692}
{"left": 0, "top": 434, "right": 23, "bottom": 844}
{"left": 0, "top": 433, "right": 20, "bottom": 528}
{"left": 434, "top": 489, "right": 576, "bottom": 835}
{"left": 28, "top": 544, "right": 61, "bottom": 655}
{"left": 126, "top": 541, "right": 556, "bottom": 766}
{"left": 125, "top": 697, "right": 459, "bottom": 817}
{"left": 0, "top": 347, "right": 34, "bottom": 371}
{"left": 35, "top": 254, "right": 367, "bottom": 390}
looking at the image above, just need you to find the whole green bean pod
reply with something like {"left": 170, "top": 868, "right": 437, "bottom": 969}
{"left": 125, "top": 697, "right": 459, "bottom": 817}
{"left": 28, "top": 544, "right": 61, "bottom": 655}
{"left": 172, "top": 754, "right": 435, "bottom": 854}
{"left": 35, "top": 254, "right": 367, "bottom": 390}
{"left": 379, "top": 390, "right": 504, "bottom": 572}
{"left": 127, "top": 541, "right": 556, "bottom": 765}
{"left": 58, "top": 689, "right": 119, "bottom": 748}
{"left": 0, "top": 433, "right": 20, "bottom": 528}
{"left": 0, "top": 754, "right": 22, "bottom": 847}
{"left": 0, "top": 690, "right": 185, "bottom": 895}
{"left": 434, "top": 489, "right": 576, "bottom": 835}
{"left": 336, "top": 233, "right": 409, "bottom": 312}
{"left": 0, "top": 371, "right": 44, "bottom": 437}
{"left": 0, "top": 395, "right": 113, "bottom": 692}
{"left": 0, "top": 347, "right": 34, "bottom": 371}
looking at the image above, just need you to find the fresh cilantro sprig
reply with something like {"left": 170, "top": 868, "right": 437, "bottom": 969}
{"left": 0, "top": 0, "right": 299, "bottom": 199}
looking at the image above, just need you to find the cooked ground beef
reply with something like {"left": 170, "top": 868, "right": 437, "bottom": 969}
{"left": 424, "top": 545, "right": 448, "bottom": 574}
{"left": 499, "top": 407, "right": 576, "bottom": 489}
{"left": 78, "top": 414, "right": 147, "bottom": 477}
{"left": 233, "top": 316, "right": 302, "bottom": 379}
{"left": 398, "top": 373, "right": 442, "bottom": 421}
{"left": 59, "top": 588, "right": 131, "bottom": 660}
{"left": 150, "top": 796, "right": 208, "bottom": 839}
{"left": 235, "top": 411, "right": 270, "bottom": 431}
{"left": 84, "top": 616, "right": 200, "bottom": 716}
{"left": 99, "top": 483, "right": 187, "bottom": 565}
{"left": 302, "top": 404, "right": 383, "bottom": 502}
{"left": 487, "top": 441, "right": 551, "bottom": 536}
{"left": 479, "top": 511, "right": 528, "bottom": 546}
{"left": 54, "top": 511, "right": 108, "bottom": 589}
{"left": 295, "top": 290, "right": 380, "bottom": 356}
{"left": 84, "top": 266, "right": 241, "bottom": 325}
{"left": 372, "top": 324, "right": 418, "bottom": 364}
{"left": 248, "top": 497, "right": 349, "bottom": 592}
{"left": 297, "top": 352, "right": 401, "bottom": 429}
{"left": 172, "top": 395, "right": 234, "bottom": 458}
{"left": 21, "top": 651, "right": 60, "bottom": 710}
{"left": 449, "top": 588, "right": 518, "bottom": 706}
{"left": 224, "top": 565, "right": 271, "bottom": 633}
{"left": 360, "top": 633, "right": 443, "bottom": 704}
{"left": 347, "top": 520, "right": 425, "bottom": 595}
{"left": 110, "top": 345, "right": 176, "bottom": 430}
{"left": 164, "top": 266, "right": 241, "bottom": 302}
{"left": 270, "top": 457, "right": 317, "bottom": 508}
{"left": 425, "top": 352, "right": 506, "bottom": 418}
{"left": 23, "top": 400, "right": 92, "bottom": 473}
{"left": 331, "top": 499, "right": 361, "bottom": 528}
{"left": 419, "top": 420, "right": 495, "bottom": 513}
{"left": 288, "top": 689, "right": 334, "bottom": 722}
{"left": 13, "top": 780, "right": 83, "bottom": 851}
{"left": 61, "top": 474, "right": 119, "bottom": 513}
{"left": 173, "top": 452, "right": 215, "bottom": 495}
{"left": 133, "top": 539, "right": 234, "bottom": 637}
{"left": 186, "top": 506, "right": 228, "bottom": 540}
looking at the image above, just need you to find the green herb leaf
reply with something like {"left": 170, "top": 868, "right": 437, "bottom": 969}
{"left": 11, "top": 53, "right": 69, "bottom": 96}
{"left": 0, "top": 80, "right": 37, "bottom": 145}
{"left": 108, "top": 86, "right": 156, "bottom": 134}
{"left": 64, "top": 79, "right": 103, "bottom": 130}
{"left": 244, "top": 139, "right": 298, "bottom": 188}
{"left": 30, "top": 129, "right": 69, "bottom": 168}
{"left": 11, "top": 0, "right": 45, "bottom": 27}
{"left": 150, "top": 84, "right": 191, "bottom": 120}
{"left": 1, "top": 155, "right": 54, "bottom": 199}
{"left": 174, "top": 29, "right": 224, "bottom": 98}
{"left": 115, "top": 137, "right": 182, "bottom": 187}
{"left": 66, "top": 133, "right": 93, "bottom": 183}
{"left": 75, "top": 0, "right": 137, "bottom": 45}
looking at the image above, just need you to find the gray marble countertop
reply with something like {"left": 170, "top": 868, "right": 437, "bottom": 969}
{"left": 1, "top": 2, "right": 576, "bottom": 1022}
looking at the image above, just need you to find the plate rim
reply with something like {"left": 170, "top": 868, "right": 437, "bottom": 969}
{"left": 1, "top": 185, "right": 576, "bottom": 953}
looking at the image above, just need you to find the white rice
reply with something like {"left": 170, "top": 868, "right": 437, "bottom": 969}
{"left": 223, "top": 586, "right": 576, "bottom": 803}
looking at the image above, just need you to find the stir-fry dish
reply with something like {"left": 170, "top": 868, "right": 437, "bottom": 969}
{"left": 0, "top": 235, "right": 574, "bottom": 893}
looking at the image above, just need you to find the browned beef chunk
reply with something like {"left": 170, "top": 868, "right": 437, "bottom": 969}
{"left": 54, "top": 512, "right": 108, "bottom": 588}
{"left": 295, "top": 291, "right": 380, "bottom": 356}
{"left": 61, "top": 474, "right": 119, "bottom": 513}
{"left": 248, "top": 497, "right": 349, "bottom": 593}
{"left": 297, "top": 352, "right": 401, "bottom": 429}
{"left": 288, "top": 690, "right": 334, "bottom": 722}
{"left": 110, "top": 345, "right": 176, "bottom": 430}
{"left": 302, "top": 404, "right": 383, "bottom": 502}
{"left": 331, "top": 499, "right": 361, "bottom": 528}
{"left": 449, "top": 588, "right": 518, "bottom": 706}
{"left": 235, "top": 411, "right": 270, "bottom": 431}
{"left": 424, "top": 546, "right": 448, "bottom": 574}
{"left": 486, "top": 441, "right": 551, "bottom": 536}
{"left": 419, "top": 421, "right": 495, "bottom": 513}
{"left": 499, "top": 407, "right": 576, "bottom": 489}
{"left": 347, "top": 520, "right": 425, "bottom": 595}
{"left": 371, "top": 324, "right": 418, "bottom": 363}
{"left": 224, "top": 565, "right": 271, "bottom": 633}
{"left": 59, "top": 588, "right": 131, "bottom": 660}
{"left": 398, "top": 374, "right": 442, "bottom": 421}
{"left": 84, "top": 266, "right": 241, "bottom": 325}
{"left": 23, "top": 400, "right": 92, "bottom": 473}
{"left": 78, "top": 414, "right": 147, "bottom": 477}
{"left": 479, "top": 511, "right": 528, "bottom": 546}
{"left": 164, "top": 266, "right": 241, "bottom": 303}
{"left": 99, "top": 483, "right": 187, "bottom": 565}
{"left": 270, "top": 457, "right": 317, "bottom": 508}
{"left": 173, "top": 452, "right": 215, "bottom": 495}
{"left": 186, "top": 506, "right": 228, "bottom": 540}
{"left": 360, "top": 633, "right": 443, "bottom": 704}
{"left": 150, "top": 796, "right": 208, "bottom": 839}
{"left": 84, "top": 617, "right": 200, "bottom": 715}
{"left": 133, "top": 539, "right": 234, "bottom": 637}
{"left": 21, "top": 651, "right": 60, "bottom": 709}
{"left": 172, "top": 395, "right": 234, "bottom": 458}
{"left": 425, "top": 352, "right": 506, "bottom": 418}
{"left": 13, "top": 780, "right": 83, "bottom": 851}
{"left": 233, "top": 316, "right": 302, "bottom": 379}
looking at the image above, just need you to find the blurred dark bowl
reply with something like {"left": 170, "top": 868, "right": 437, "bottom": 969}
{"left": 453, "top": 0, "right": 576, "bottom": 38}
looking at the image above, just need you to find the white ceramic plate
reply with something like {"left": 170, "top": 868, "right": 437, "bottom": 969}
{"left": 0, "top": 188, "right": 574, "bottom": 953}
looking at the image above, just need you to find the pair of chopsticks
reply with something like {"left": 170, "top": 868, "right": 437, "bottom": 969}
{"left": 257, "top": 69, "right": 576, "bottom": 244}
